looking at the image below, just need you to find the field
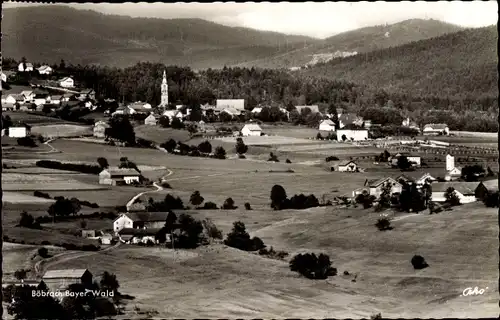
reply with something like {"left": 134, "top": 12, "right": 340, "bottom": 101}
{"left": 2, "top": 111, "right": 71, "bottom": 126}
{"left": 1, "top": 173, "right": 107, "bottom": 191}
{"left": 30, "top": 124, "right": 93, "bottom": 138}
{"left": 135, "top": 125, "right": 192, "bottom": 144}
{"left": 217, "top": 135, "right": 321, "bottom": 145}
{"left": 2, "top": 191, "right": 56, "bottom": 204}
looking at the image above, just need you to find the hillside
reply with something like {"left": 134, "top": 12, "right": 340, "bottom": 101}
{"left": 2, "top": 5, "right": 319, "bottom": 69}
{"left": 302, "top": 26, "right": 498, "bottom": 98}
{"left": 234, "top": 19, "right": 465, "bottom": 69}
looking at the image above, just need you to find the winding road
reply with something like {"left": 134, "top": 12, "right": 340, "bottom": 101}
{"left": 125, "top": 168, "right": 174, "bottom": 209}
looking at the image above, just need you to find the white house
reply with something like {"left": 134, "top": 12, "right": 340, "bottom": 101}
{"left": 113, "top": 212, "right": 173, "bottom": 234}
{"left": 251, "top": 107, "right": 262, "bottom": 114}
{"left": 118, "top": 228, "right": 161, "bottom": 244}
{"left": 216, "top": 99, "right": 245, "bottom": 111}
{"left": 319, "top": 119, "right": 336, "bottom": 131}
{"left": 335, "top": 160, "right": 358, "bottom": 172}
{"left": 396, "top": 172, "right": 436, "bottom": 187}
{"left": 93, "top": 121, "right": 110, "bottom": 138}
{"left": 162, "top": 109, "right": 183, "bottom": 121}
{"left": 59, "top": 77, "right": 75, "bottom": 88}
{"left": 241, "top": 124, "right": 262, "bottom": 136}
{"left": 1, "top": 73, "right": 6, "bottom": 82}
{"left": 37, "top": 65, "right": 53, "bottom": 75}
{"left": 423, "top": 123, "right": 449, "bottom": 135}
{"left": 50, "top": 95, "right": 63, "bottom": 105}
{"left": 21, "top": 90, "right": 34, "bottom": 103}
{"left": 391, "top": 153, "right": 422, "bottom": 167}
{"left": 431, "top": 182, "right": 480, "bottom": 203}
{"left": 337, "top": 129, "right": 369, "bottom": 142}
{"left": 99, "top": 169, "right": 140, "bottom": 186}
{"left": 7, "top": 127, "right": 27, "bottom": 138}
{"left": 363, "top": 177, "right": 403, "bottom": 199}
{"left": 18, "top": 62, "right": 34, "bottom": 72}
{"left": 33, "top": 92, "right": 51, "bottom": 106}
{"left": 144, "top": 114, "right": 157, "bottom": 126}
{"left": 338, "top": 113, "right": 364, "bottom": 129}
{"left": 4, "top": 94, "right": 24, "bottom": 105}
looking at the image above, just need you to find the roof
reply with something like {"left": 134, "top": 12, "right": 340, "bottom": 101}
{"left": 25, "top": 63, "right": 34, "bottom": 68}
{"left": 479, "top": 179, "right": 499, "bottom": 192}
{"left": 163, "top": 110, "right": 181, "bottom": 117}
{"left": 120, "top": 212, "right": 174, "bottom": 222}
{"left": 59, "top": 77, "right": 73, "bottom": 82}
{"left": 79, "top": 89, "right": 94, "bottom": 94}
{"left": 50, "top": 95, "right": 63, "bottom": 100}
{"left": 62, "top": 93, "right": 74, "bottom": 98}
{"left": 43, "top": 269, "right": 90, "bottom": 279}
{"left": 424, "top": 123, "right": 448, "bottom": 130}
{"left": 338, "top": 160, "right": 356, "bottom": 167}
{"left": 118, "top": 228, "right": 163, "bottom": 236}
{"left": 145, "top": 114, "right": 156, "bottom": 120}
{"left": 431, "top": 182, "right": 480, "bottom": 194}
{"left": 295, "top": 105, "right": 319, "bottom": 113}
{"left": 251, "top": 107, "right": 262, "bottom": 113}
{"left": 396, "top": 172, "right": 434, "bottom": 182}
{"left": 242, "top": 124, "right": 262, "bottom": 131}
{"left": 107, "top": 169, "right": 140, "bottom": 176}
{"left": 222, "top": 108, "right": 240, "bottom": 115}
{"left": 38, "top": 65, "right": 52, "bottom": 71}
{"left": 21, "top": 90, "right": 33, "bottom": 96}
{"left": 7, "top": 94, "right": 24, "bottom": 101}
{"left": 320, "top": 119, "right": 335, "bottom": 126}
{"left": 128, "top": 102, "right": 151, "bottom": 110}
{"left": 367, "top": 177, "right": 399, "bottom": 188}
{"left": 216, "top": 99, "right": 245, "bottom": 110}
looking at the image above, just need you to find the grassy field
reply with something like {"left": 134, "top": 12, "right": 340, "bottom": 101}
{"left": 49, "top": 202, "right": 497, "bottom": 318}
{"left": 1, "top": 173, "right": 107, "bottom": 191}
{"left": 134, "top": 125, "right": 192, "bottom": 144}
{"left": 2, "top": 111, "right": 71, "bottom": 126}
{"left": 218, "top": 135, "right": 321, "bottom": 146}
{"left": 2, "top": 191, "right": 56, "bottom": 204}
{"left": 30, "top": 124, "right": 93, "bottom": 138}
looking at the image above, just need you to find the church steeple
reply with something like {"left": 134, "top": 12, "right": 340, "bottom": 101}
{"left": 160, "top": 70, "right": 168, "bottom": 108}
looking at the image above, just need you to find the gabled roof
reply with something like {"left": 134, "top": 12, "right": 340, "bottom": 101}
{"left": 145, "top": 114, "right": 156, "bottom": 120}
{"left": 21, "top": 90, "right": 33, "bottom": 96}
{"left": 25, "top": 63, "right": 34, "bottom": 68}
{"left": 59, "top": 77, "right": 73, "bottom": 82}
{"left": 320, "top": 119, "right": 335, "bottom": 126}
{"left": 94, "top": 121, "right": 110, "bottom": 128}
{"left": 242, "top": 124, "right": 262, "bottom": 131}
{"left": 121, "top": 212, "right": 173, "bottom": 222}
{"left": 50, "top": 95, "right": 63, "bottom": 100}
{"left": 43, "top": 269, "right": 90, "bottom": 279}
{"left": 338, "top": 160, "right": 356, "bottom": 167}
{"left": 431, "top": 182, "right": 480, "bottom": 194}
{"left": 367, "top": 177, "right": 399, "bottom": 188}
{"left": 478, "top": 179, "right": 499, "bottom": 192}
{"left": 163, "top": 109, "right": 181, "bottom": 117}
{"left": 396, "top": 172, "right": 434, "bottom": 182}
{"left": 7, "top": 94, "right": 24, "bottom": 101}
{"left": 118, "top": 228, "right": 163, "bottom": 236}
{"left": 38, "top": 65, "right": 52, "bottom": 71}
{"left": 79, "top": 89, "right": 94, "bottom": 95}
{"left": 222, "top": 107, "right": 240, "bottom": 115}
{"left": 423, "top": 123, "right": 448, "bottom": 130}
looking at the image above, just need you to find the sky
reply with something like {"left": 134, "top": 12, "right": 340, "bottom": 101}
{"left": 4, "top": 1, "right": 498, "bottom": 39}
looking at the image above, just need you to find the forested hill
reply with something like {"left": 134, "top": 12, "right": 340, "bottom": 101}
{"left": 2, "top": 5, "right": 318, "bottom": 69}
{"left": 234, "top": 19, "right": 464, "bottom": 69}
{"left": 302, "top": 26, "right": 498, "bottom": 99}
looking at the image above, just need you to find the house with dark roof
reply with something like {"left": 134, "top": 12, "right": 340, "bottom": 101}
{"left": 363, "top": 177, "right": 403, "bottom": 199}
{"left": 396, "top": 172, "right": 436, "bottom": 186}
{"left": 431, "top": 181, "right": 480, "bottom": 203}
{"left": 113, "top": 212, "right": 176, "bottom": 234}
{"left": 475, "top": 179, "right": 499, "bottom": 201}
{"left": 331, "top": 160, "right": 358, "bottom": 172}
{"left": 99, "top": 168, "right": 140, "bottom": 186}
{"left": 423, "top": 123, "right": 449, "bottom": 136}
{"left": 117, "top": 228, "right": 164, "bottom": 244}
{"left": 42, "top": 269, "right": 93, "bottom": 294}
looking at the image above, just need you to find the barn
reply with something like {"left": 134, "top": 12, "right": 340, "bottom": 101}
{"left": 99, "top": 169, "right": 140, "bottom": 185}
{"left": 42, "top": 269, "right": 93, "bottom": 294}
{"left": 319, "top": 119, "right": 335, "bottom": 131}
{"left": 241, "top": 124, "right": 262, "bottom": 136}
{"left": 431, "top": 182, "right": 481, "bottom": 203}
{"left": 336, "top": 129, "right": 368, "bottom": 142}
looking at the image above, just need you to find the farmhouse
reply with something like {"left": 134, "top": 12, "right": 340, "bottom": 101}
{"left": 475, "top": 179, "right": 499, "bottom": 201}
{"left": 50, "top": 95, "right": 63, "bottom": 105}
{"left": 118, "top": 228, "right": 163, "bottom": 244}
{"left": 42, "top": 269, "right": 93, "bottom": 294}
{"left": 319, "top": 119, "right": 336, "bottom": 131}
{"left": 6, "top": 127, "right": 28, "bottom": 138}
{"left": 76, "top": 89, "right": 96, "bottom": 101}
{"left": 113, "top": 212, "right": 174, "bottom": 234}
{"left": 99, "top": 168, "right": 140, "bottom": 186}
{"left": 59, "top": 77, "right": 75, "bottom": 88}
{"left": 391, "top": 153, "right": 422, "bottom": 167}
{"left": 61, "top": 93, "right": 74, "bottom": 102}
{"left": 81, "top": 230, "right": 96, "bottom": 238}
{"left": 241, "top": 123, "right": 262, "bottom": 136}
{"left": 112, "top": 105, "right": 135, "bottom": 116}
{"left": 396, "top": 172, "right": 436, "bottom": 186}
{"left": 221, "top": 108, "right": 242, "bottom": 117}
{"left": 364, "top": 177, "right": 403, "bottom": 199}
{"left": 338, "top": 113, "right": 364, "bottom": 129}
{"left": 37, "top": 65, "right": 53, "bottom": 75}
{"left": 144, "top": 114, "right": 157, "bottom": 126}
{"left": 431, "top": 182, "right": 480, "bottom": 203}
{"left": 216, "top": 99, "right": 245, "bottom": 111}
{"left": 163, "top": 109, "right": 183, "bottom": 121}
{"left": 332, "top": 160, "right": 358, "bottom": 172}
{"left": 337, "top": 129, "right": 368, "bottom": 142}
{"left": 100, "top": 234, "right": 113, "bottom": 245}
{"left": 4, "top": 94, "right": 24, "bottom": 105}
{"left": 21, "top": 90, "right": 34, "bottom": 102}
{"left": 128, "top": 101, "right": 152, "bottom": 113}
{"left": 423, "top": 123, "right": 449, "bottom": 135}
{"left": 402, "top": 117, "right": 420, "bottom": 131}
{"left": 295, "top": 105, "right": 320, "bottom": 114}
{"left": 33, "top": 91, "right": 51, "bottom": 106}
{"left": 18, "top": 62, "right": 34, "bottom": 72}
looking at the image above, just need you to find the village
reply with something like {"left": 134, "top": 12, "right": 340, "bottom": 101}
{"left": 2, "top": 49, "right": 499, "bottom": 319}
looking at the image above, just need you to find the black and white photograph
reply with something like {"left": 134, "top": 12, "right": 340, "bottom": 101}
{"left": 0, "top": 1, "right": 498, "bottom": 318}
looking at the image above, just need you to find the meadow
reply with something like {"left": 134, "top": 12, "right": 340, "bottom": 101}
{"left": 1, "top": 172, "right": 107, "bottom": 191}
{"left": 30, "top": 124, "right": 93, "bottom": 138}
{"left": 2, "top": 111, "right": 71, "bottom": 126}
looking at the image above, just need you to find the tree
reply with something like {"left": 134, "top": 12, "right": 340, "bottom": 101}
{"left": 411, "top": 255, "right": 429, "bottom": 269}
{"left": 14, "top": 269, "right": 27, "bottom": 281}
{"left": 397, "top": 155, "right": 412, "bottom": 171}
{"left": 222, "top": 197, "right": 236, "bottom": 209}
{"left": 219, "top": 111, "right": 233, "bottom": 122}
{"left": 375, "top": 216, "right": 392, "bottom": 231}
{"left": 214, "top": 146, "right": 226, "bottom": 159}
{"left": 483, "top": 191, "right": 499, "bottom": 207}
{"left": 158, "top": 116, "right": 170, "bottom": 128}
{"left": 190, "top": 191, "right": 205, "bottom": 207}
{"left": 244, "top": 202, "right": 252, "bottom": 210}
{"left": 48, "top": 198, "right": 81, "bottom": 218}
{"left": 19, "top": 212, "right": 35, "bottom": 228}
{"left": 270, "top": 184, "right": 287, "bottom": 210}
{"left": 100, "top": 271, "right": 120, "bottom": 294}
{"left": 341, "top": 134, "right": 347, "bottom": 142}
{"left": 162, "top": 139, "right": 177, "bottom": 153}
{"left": 224, "top": 221, "right": 264, "bottom": 251}
{"left": 108, "top": 116, "right": 135, "bottom": 145}
{"left": 7, "top": 285, "right": 67, "bottom": 319}
{"left": 445, "top": 187, "right": 461, "bottom": 206}
{"left": 376, "top": 182, "right": 393, "bottom": 211}
{"left": 461, "top": 165, "right": 485, "bottom": 182}
{"left": 176, "top": 214, "right": 204, "bottom": 249}
{"left": 170, "top": 117, "right": 184, "bottom": 129}
{"left": 197, "top": 140, "right": 212, "bottom": 154}
{"left": 97, "top": 157, "right": 109, "bottom": 169}
{"left": 235, "top": 137, "right": 248, "bottom": 155}
{"left": 289, "top": 253, "right": 337, "bottom": 279}
{"left": 355, "top": 191, "right": 376, "bottom": 209}
{"left": 186, "top": 123, "right": 198, "bottom": 135}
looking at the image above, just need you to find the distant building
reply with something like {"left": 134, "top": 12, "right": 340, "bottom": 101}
{"left": 241, "top": 123, "right": 262, "bottom": 136}
{"left": 338, "top": 113, "right": 364, "bottom": 129}
{"left": 6, "top": 127, "right": 28, "bottom": 138}
{"left": 475, "top": 179, "right": 499, "bottom": 201}
{"left": 81, "top": 230, "right": 96, "bottom": 238}
{"left": 33, "top": 91, "right": 51, "bottom": 106}
{"left": 162, "top": 109, "right": 183, "bottom": 121}
{"left": 93, "top": 121, "right": 110, "bottom": 138}
{"left": 363, "top": 177, "right": 403, "bottom": 199}
{"left": 113, "top": 212, "right": 175, "bottom": 234}
{"left": 42, "top": 269, "right": 93, "bottom": 294}
{"left": 76, "top": 89, "right": 96, "bottom": 101}
{"left": 216, "top": 99, "right": 245, "bottom": 111}
{"left": 431, "top": 182, "right": 480, "bottom": 203}
{"left": 336, "top": 129, "right": 368, "bottom": 142}
{"left": 445, "top": 154, "right": 462, "bottom": 181}
{"left": 128, "top": 102, "right": 152, "bottom": 114}
{"left": 144, "top": 114, "right": 157, "bottom": 126}
{"left": 319, "top": 119, "right": 335, "bottom": 131}
{"left": 159, "top": 70, "right": 169, "bottom": 108}
{"left": 100, "top": 234, "right": 113, "bottom": 245}
{"left": 221, "top": 108, "right": 241, "bottom": 117}
{"left": 99, "top": 168, "right": 140, "bottom": 186}
{"left": 37, "top": 65, "right": 53, "bottom": 75}
{"left": 396, "top": 172, "right": 436, "bottom": 186}
{"left": 20, "top": 90, "right": 34, "bottom": 103}
{"left": 423, "top": 123, "right": 449, "bottom": 136}
{"left": 61, "top": 93, "right": 74, "bottom": 102}
{"left": 59, "top": 77, "right": 75, "bottom": 88}
{"left": 295, "top": 105, "right": 319, "bottom": 114}
{"left": 4, "top": 94, "right": 24, "bottom": 105}
{"left": 332, "top": 160, "right": 358, "bottom": 172}
{"left": 391, "top": 153, "right": 422, "bottom": 167}
{"left": 118, "top": 228, "right": 162, "bottom": 244}
{"left": 18, "top": 62, "right": 34, "bottom": 72}
{"left": 402, "top": 117, "right": 419, "bottom": 130}
{"left": 50, "top": 95, "right": 63, "bottom": 105}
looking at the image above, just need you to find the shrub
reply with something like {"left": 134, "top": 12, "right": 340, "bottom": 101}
{"left": 375, "top": 217, "right": 393, "bottom": 231}
{"left": 222, "top": 197, "right": 237, "bottom": 210}
{"left": 33, "top": 191, "right": 51, "bottom": 199}
{"left": 17, "top": 136, "right": 37, "bottom": 148}
{"left": 224, "top": 221, "right": 264, "bottom": 251}
{"left": 270, "top": 184, "right": 287, "bottom": 210}
{"left": 213, "top": 146, "right": 227, "bottom": 159}
{"left": 370, "top": 313, "right": 382, "bottom": 320}
{"left": 289, "top": 253, "right": 337, "bottom": 279}
{"left": 38, "top": 247, "right": 49, "bottom": 258}
{"left": 238, "top": 154, "right": 246, "bottom": 159}
{"left": 316, "top": 133, "right": 323, "bottom": 140}
{"left": 325, "top": 156, "right": 339, "bottom": 162}
{"left": 160, "top": 181, "right": 172, "bottom": 189}
{"left": 197, "top": 140, "right": 212, "bottom": 154}
{"left": 41, "top": 240, "right": 50, "bottom": 245}
{"left": 202, "top": 218, "right": 223, "bottom": 240}
{"left": 202, "top": 201, "right": 218, "bottom": 210}
{"left": 285, "top": 159, "right": 292, "bottom": 164}
{"left": 244, "top": 202, "right": 252, "bottom": 210}
{"left": 267, "top": 152, "right": 279, "bottom": 162}
{"left": 411, "top": 255, "right": 429, "bottom": 270}
{"left": 259, "top": 246, "right": 289, "bottom": 260}
{"left": 190, "top": 191, "right": 205, "bottom": 207}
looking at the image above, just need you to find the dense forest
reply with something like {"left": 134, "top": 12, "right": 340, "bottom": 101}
{"left": 4, "top": 57, "right": 497, "bottom": 132}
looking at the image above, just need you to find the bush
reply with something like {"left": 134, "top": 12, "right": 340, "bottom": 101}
{"left": 285, "top": 159, "right": 292, "bottom": 164}
{"left": 202, "top": 201, "right": 218, "bottom": 210}
{"left": 238, "top": 154, "right": 246, "bottom": 159}
{"left": 202, "top": 218, "right": 223, "bottom": 240}
{"left": 34, "top": 191, "right": 51, "bottom": 199}
{"left": 289, "top": 253, "right": 337, "bottom": 279}
{"left": 325, "top": 156, "right": 339, "bottom": 162}
{"left": 38, "top": 247, "right": 49, "bottom": 258}
{"left": 160, "top": 181, "right": 172, "bottom": 189}
{"left": 36, "top": 160, "right": 101, "bottom": 174}
{"left": 224, "top": 221, "right": 265, "bottom": 251}
{"left": 222, "top": 197, "right": 237, "bottom": 210}
{"left": 41, "top": 240, "right": 50, "bottom": 245}
{"left": 213, "top": 146, "right": 227, "bottom": 159}
{"left": 411, "top": 255, "right": 429, "bottom": 270}
{"left": 375, "top": 217, "right": 393, "bottom": 231}
{"left": 17, "top": 136, "right": 37, "bottom": 148}
{"left": 244, "top": 202, "right": 252, "bottom": 210}
{"left": 267, "top": 152, "right": 279, "bottom": 162}
{"left": 259, "top": 246, "right": 289, "bottom": 260}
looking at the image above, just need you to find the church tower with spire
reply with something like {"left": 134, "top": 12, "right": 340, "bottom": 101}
{"left": 160, "top": 70, "right": 168, "bottom": 108}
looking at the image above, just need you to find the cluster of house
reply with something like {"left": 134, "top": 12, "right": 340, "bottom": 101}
{"left": 1, "top": 88, "right": 95, "bottom": 112}
{"left": 98, "top": 168, "right": 141, "bottom": 186}
{"left": 350, "top": 153, "right": 497, "bottom": 204}
{"left": 113, "top": 212, "right": 178, "bottom": 244}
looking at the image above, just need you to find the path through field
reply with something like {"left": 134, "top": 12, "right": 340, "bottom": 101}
{"left": 125, "top": 168, "right": 174, "bottom": 209}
